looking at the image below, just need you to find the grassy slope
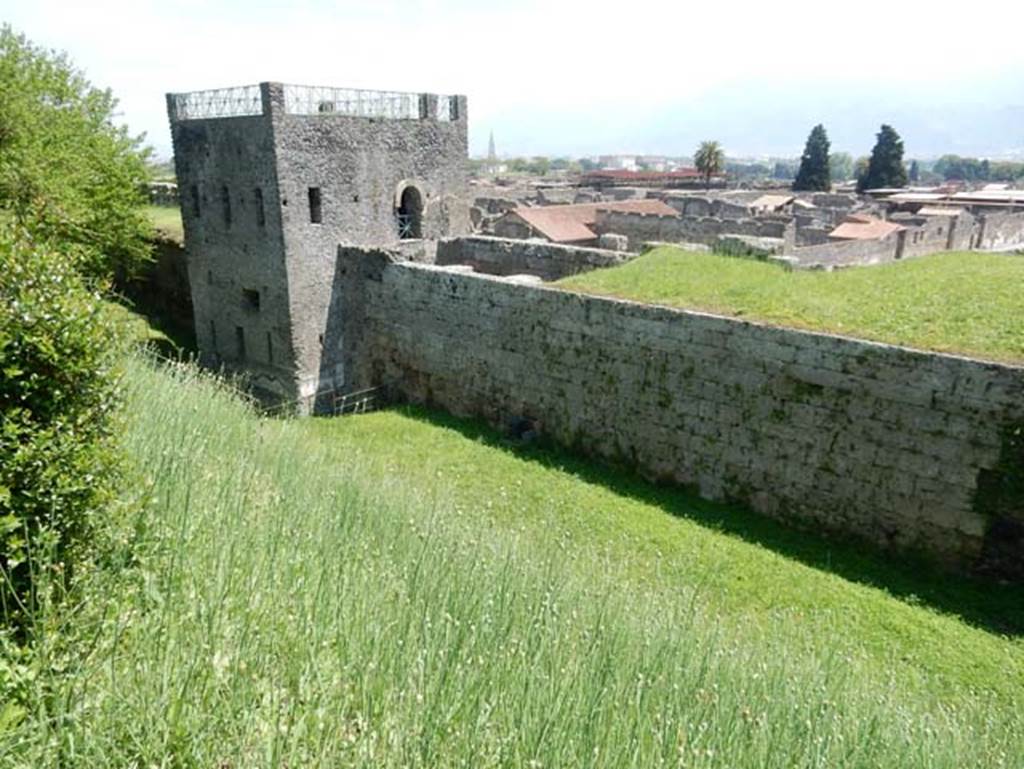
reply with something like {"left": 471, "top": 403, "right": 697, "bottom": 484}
{"left": 5, "top": 358, "right": 1021, "bottom": 767}
{"left": 557, "top": 248, "right": 1024, "bottom": 364}
{"left": 144, "top": 204, "right": 183, "bottom": 243}
{"left": 306, "top": 410, "right": 1024, "bottom": 695}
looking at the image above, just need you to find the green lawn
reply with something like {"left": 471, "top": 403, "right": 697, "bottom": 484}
{"left": 4, "top": 356, "right": 1021, "bottom": 767}
{"left": 557, "top": 248, "right": 1024, "bottom": 364}
{"left": 144, "top": 204, "right": 183, "bottom": 242}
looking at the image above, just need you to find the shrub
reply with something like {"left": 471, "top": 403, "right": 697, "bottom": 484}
{"left": 0, "top": 225, "right": 124, "bottom": 626}
{"left": 0, "top": 25, "right": 152, "bottom": 282}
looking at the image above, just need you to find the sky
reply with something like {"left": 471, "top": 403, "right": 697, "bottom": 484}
{"left": 5, "top": 0, "right": 1024, "bottom": 160}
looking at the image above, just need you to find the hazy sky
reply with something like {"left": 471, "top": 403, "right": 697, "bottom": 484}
{"left": 6, "top": 0, "right": 1024, "bottom": 159}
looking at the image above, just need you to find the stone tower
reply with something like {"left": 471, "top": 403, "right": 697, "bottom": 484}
{"left": 166, "top": 82, "right": 470, "bottom": 408}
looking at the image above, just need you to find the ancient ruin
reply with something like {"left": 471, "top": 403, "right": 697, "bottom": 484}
{"left": 167, "top": 81, "right": 1024, "bottom": 579}
{"left": 166, "top": 81, "right": 470, "bottom": 402}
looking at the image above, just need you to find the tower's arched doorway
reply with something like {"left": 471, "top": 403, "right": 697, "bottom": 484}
{"left": 396, "top": 185, "right": 423, "bottom": 239}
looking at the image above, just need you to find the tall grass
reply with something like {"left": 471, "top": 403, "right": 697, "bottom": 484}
{"left": 2, "top": 356, "right": 1021, "bottom": 767}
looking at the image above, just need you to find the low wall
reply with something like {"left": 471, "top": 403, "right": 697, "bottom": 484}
{"left": 899, "top": 213, "right": 974, "bottom": 259}
{"left": 789, "top": 212, "right": 980, "bottom": 267}
{"left": 977, "top": 211, "right": 1024, "bottom": 250}
{"left": 796, "top": 226, "right": 832, "bottom": 246}
{"left": 594, "top": 210, "right": 786, "bottom": 250}
{"left": 664, "top": 196, "right": 752, "bottom": 219}
{"left": 436, "top": 236, "right": 633, "bottom": 280}
{"left": 789, "top": 233, "right": 901, "bottom": 267}
{"left": 339, "top": 247, "right": 1024, "bottom": 578}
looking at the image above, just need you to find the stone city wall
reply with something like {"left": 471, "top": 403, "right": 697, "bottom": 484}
{"left": 339, "top": 246, "right": 1024, "bottom": 578}
{"left": 594, "top": 210, "right": 787, "bottom": 250}
{"left": 435, "top": 236, "right": 634, "bottom": 280}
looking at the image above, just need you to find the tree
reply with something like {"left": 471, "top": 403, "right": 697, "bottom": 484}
{"left": 792, "top": 124, "right": 831, "bottom": 192}
{"left": 529, "top": 156, "right": 551, "bottom": 176}
{"left": 854, "top": 156, "right": 870, "bottom": 187}
{"left": 694, "top": 141, "right": 725, "bottom": 189}
{"left": 771, "top": 159, "right": 799, "bottom": 180}
{"left": 829, "top": 152, "right": 854, "bottom": 182}
{"left": 909, "top": 160, "right": 920, "bottom": 184}
{"left": 857, "top": 124, "right": 908, "bottom": 192}
{"left": 0, "top": 26, "right": 152, "bottom": 281}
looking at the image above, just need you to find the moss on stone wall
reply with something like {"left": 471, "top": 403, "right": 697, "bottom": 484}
{"left": 974, "top": 423, "right": 1024, "bottom": 522}
{"left": 973, "top": 422, "right": 1024, "bottom": 579}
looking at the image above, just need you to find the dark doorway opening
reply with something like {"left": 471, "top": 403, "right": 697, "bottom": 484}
{"left": 397, "top": 186, "right": 423, "bottom": 239}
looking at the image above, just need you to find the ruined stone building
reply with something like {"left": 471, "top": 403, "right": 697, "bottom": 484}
{"left": 166, "top": 81, "right": 469, "bottom": 403}
{"left": 166, "top": 81, "right": 1023, "bottom": 579}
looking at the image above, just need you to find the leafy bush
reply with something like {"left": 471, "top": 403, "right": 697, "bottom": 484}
{"left": 0, "top": 226, "right": 124, "bottom": 626}
{"left": 0, "top": 25, "right": 152, "bottom": 281}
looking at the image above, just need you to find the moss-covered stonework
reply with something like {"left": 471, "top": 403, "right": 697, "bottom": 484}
{"left": 339, "top": 246, "right": 1024, "bottom": 579}
{"left": 975, "top": 422, "right": 1024, "bottom": 578}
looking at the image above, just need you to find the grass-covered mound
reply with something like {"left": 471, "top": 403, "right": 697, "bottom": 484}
{"left": 557, "top": 248, "right": 1024, "bottom": 364}
{"left": 2, "top": 356, "right": 1020, "bottom": 767}
{"left": 144, "top": 205, "right": 183, "bottom": 244}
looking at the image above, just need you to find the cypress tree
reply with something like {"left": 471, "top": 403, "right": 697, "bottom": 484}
{"left": 909, "top": 160, "right": 920, "bottom": 183}
{"left": 793, "top": 124, "right": 831, "bottom": 192}
{"left": 858, "top": 124, "right": 908, "bottom": 192}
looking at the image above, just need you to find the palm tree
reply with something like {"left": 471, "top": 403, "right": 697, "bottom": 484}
{"left": 694, "top": 141, "right": 725, "bottom": 190}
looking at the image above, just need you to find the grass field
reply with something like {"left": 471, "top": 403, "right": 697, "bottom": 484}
{"left": 144, "top": 204, "right": 183, "bottom": 242}
{"left": 3, "top": 356, "right": 1021, "bottom": 767}
{"left": 557, "top": 248, "right": 1024, "bottom": 364}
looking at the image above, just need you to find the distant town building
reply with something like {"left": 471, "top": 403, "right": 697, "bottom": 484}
{"left": 598, "top": 155, "right": 638, "bottom": 172}
{"left": 491, "top": 199, "right": 676, "bottom": 246}
{"left": 873, "top": 187, "right": 1024, "bottom": 214}
{"left": 581, "top": 168, "right": 713, "bottom": 189}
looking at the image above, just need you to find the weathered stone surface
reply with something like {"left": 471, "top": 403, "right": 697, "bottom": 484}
{"left": 168, "top": 82, "right": 470, "bottom": 402}
{"left": 598, "top": 233, "right": 629, "bottom": 252}
{"left": 435, "top": 236, "right": 635, "bottom": 281}
{"left": 339, "top": 247, "right": 1024, "bottom": 577}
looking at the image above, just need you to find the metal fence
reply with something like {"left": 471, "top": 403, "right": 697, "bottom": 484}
{"left": 171, "top": 84, "right": 263, "bottom": 121}
{"left": 283, "top": 84, "right": 456, "bottom": 121}
{"left": 284, "top": 84, "right": 420, "bottom": 119}
{"left": 170, "top": 83, "right": 458, "bottom": 122}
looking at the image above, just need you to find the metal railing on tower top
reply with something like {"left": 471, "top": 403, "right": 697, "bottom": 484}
{"left": 284, "top": 84, "right": 420, "bottom": 119}
{"left": 170, "top": 84, "right": 263, "bottom": 121}
{"left": 282, "top": 84, "right": 456, "bottom": 121}
{"left": 169, "top": 83, "right": 459, "bottom": 122}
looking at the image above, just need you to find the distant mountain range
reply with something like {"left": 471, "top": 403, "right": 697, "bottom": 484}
{"left": 478, "top": 76, "right": 1024, "bottom": 160}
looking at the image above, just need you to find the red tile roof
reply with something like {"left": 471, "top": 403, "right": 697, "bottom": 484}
{"left": 508, "top": 199, "right": 677, "bottom": 243}
{"left": 829, "top": 215, "right": 904, "bottom": 241}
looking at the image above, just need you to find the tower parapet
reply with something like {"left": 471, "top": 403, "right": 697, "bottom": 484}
{"left": 166, "top": 81, "right": 470, "bottom": 408}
